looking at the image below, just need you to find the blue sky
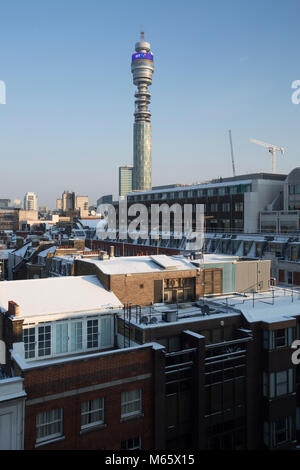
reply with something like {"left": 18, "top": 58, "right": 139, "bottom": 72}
{"left": 0, "top": 0, "right": 299, "bottom": 207}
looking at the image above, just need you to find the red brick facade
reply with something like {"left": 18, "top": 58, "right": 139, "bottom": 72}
{"left": 22, "top": 346, "right": 156, "bottom": 450}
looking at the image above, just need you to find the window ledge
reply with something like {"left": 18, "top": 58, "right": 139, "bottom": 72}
{"left": 120, "top": 412, "right": 144, "bottom": 423}
{"left": 35, "top": 435, "right": 65, "bottom": 448}
{"left": 80, "top": 423, "right": 107, "bottom": 435}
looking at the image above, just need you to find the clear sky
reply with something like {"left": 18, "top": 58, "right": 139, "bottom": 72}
{"left": 0, "top": 0, "right": 300, "bottom": 208}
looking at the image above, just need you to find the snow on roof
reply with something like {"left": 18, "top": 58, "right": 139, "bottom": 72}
{"left": 78, "top": 219, "right": 102, "bottom": 229}
{"left": 12, "top": 242, "right": 32, "bottom": 258}
{"left": 201, "top": 254, "right": 239, "bottom": 264}
{"left": 0, "top": 249, "right": 13, "bottom": 260}
{"left": 0, "top": 275, "right": 122, "bottom": 319}
{"left": 212, "top": 288, "right": 300, "bottom": 323}
{"left": 38, "top": 246, "right": 56, "bottom": 258}
{"left": 82, "top": 255, "right": 198, "bottom": 275}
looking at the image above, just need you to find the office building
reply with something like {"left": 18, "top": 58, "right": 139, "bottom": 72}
{"left": 75, "top": 196, "right": 89, "bottom": 218}
{"left": 119, "top": 166, "right": 133, "bottom": 197}
{"left": 24, "top": 193, "right": 38, "bottom": 211}
{"left": 0, "top": 199, "right": 10, "bottom": 208}
{"left": 62, "top": 191, "right": 76, "bottom": 212}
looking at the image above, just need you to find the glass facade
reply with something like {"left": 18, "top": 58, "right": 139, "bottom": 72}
{"left": 119, "top": 166, "right": 133, "bottom": 197}
{"left": 133, "top": 121, "right": 152, "bottom": 191}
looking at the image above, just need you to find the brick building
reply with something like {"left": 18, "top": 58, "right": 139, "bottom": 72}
{"left": 74, "top": 254, "right": 271, "bottom": 306}
{"left": 1, "top": 257, "right": 299, "bottom": 450}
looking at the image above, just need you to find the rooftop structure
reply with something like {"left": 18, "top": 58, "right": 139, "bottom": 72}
{"left": 0, "top": 275, "right": 122, "bottom": 319}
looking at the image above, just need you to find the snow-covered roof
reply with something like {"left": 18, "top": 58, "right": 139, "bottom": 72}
{"left": 0, "top": 249, "right": 13, "bottom": 260}
{"left": 78, "top": 218, "right": 102, "bottom": 229}
{"left": 11, "top": 242, "right": 32, "bottom": 258}
{"left": 37, "top": 246, "right": 56, "bottom": 258}
{"left": 201, "top": 254, "right": 239, "bottom": 264}
{"left": 0, "top": 275, "right": 122, "bottom": 320}
{"left": 82, "top": 255, "right": 198, "bottom": 275}
{"left": 212, "top": 288, "right": 300, "bottom": 323}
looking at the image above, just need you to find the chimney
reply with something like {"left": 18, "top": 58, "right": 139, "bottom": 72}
{"left": 109, "top": 246, "right": 115, "bottom": 258}
{"left": 98, "top": 251, "right": 110, "bottom": 260}
{"left": 8, "top": 301, "right": 20, "bottom": 317}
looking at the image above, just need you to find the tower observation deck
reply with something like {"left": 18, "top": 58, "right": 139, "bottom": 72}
{"left": 131, "top": 32, "right": 154, "bottom": 191}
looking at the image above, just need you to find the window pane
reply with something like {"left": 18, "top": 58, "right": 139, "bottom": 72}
{"left": 81, "top": 398, "right": 104, "bottom": 428}
{"left": 56, "top": 323, "right": 68, "bottom": 354}
{"left": 71, "top": 322, "right": 82, "bottom": 351}
{"left": 38, "top": 325, "right": 51, "bottom": 357}
{"left": 87, "top": 319, "right": 99, "bottom": 348}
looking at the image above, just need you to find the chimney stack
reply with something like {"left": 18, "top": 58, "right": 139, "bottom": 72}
{"left": 8, "top": 301, "right": 20, "bottom": 317}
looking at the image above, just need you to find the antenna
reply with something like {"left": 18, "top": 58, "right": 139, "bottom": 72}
{"left": 140, "top": 31, "right": 145, "bottom": 41}
{"left": 228, "top": 130, "right": 236, "bottom": 177}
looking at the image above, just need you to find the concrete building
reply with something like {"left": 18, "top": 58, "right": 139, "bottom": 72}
{"left": 75, "top": 196, "right": 89, "bottom": 218}
{"left": 24, "top": 193, "right": 38, "bottom": 212}
{"left": 0, "top": 209, "right": 38, "bottom": 232}
{"left": 126, "top": 172, "right": 286, "bottom": 234}
{"left": 119, "top": 166, "right": 133, "bottom": 198}
{"left": 13, "top": 199, "right": 22, "bottom": 209}
{"left": 62, "top": 191, "right": 76, "bottom": 212}
{"left": 97, "top": 195, "right": 113, "bottom": 207}
{"left": 56, "top": 198, "right": 62, "bottom": 211}
{"left": 0, "top": 199, "right": 11, "bottom": 208}
{"left": 131, "top": 33, "right": 154, "bottom": 191}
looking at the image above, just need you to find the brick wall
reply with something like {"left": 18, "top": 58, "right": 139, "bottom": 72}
{"left": 23, "top": 346, "right": 155, "bottom": 450}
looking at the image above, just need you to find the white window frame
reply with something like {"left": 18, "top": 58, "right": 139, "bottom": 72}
{"left": 121, "top": 389, "right": 142, "bottom": 418}
{"left": 23, "top": 326, "right": 36, "bottom": 359}
{"left": 37, "top": 323, "right": 52, "bottom": 358}
{"left": 22, "top": 315, "right": 114, "bottom": 361}
{"left": 55, "top": 322, "right": 69, "bottom": 355}
{"left": 36, "top": 408, "right": 63, "bottom": 444}
{"left": 81, "top": 397, "right": 104, "bottom": 429}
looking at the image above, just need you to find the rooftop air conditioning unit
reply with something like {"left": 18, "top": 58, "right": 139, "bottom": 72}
{"left": 163, "top": 310, "right": 177, "bottom": 322}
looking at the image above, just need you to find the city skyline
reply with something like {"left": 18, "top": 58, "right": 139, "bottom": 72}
{"left": 0, "top": 0, "right": 299, "bottom": 207}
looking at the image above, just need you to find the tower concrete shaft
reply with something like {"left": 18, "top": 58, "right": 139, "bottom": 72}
{"left": 131, "top": 32, "right": 154, "bottom": 191}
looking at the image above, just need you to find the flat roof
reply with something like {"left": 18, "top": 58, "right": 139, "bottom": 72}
{"left": 81, "top": 255, "right": 198, "bottom": 275}
{"left": 126, "top": 172, "right": 287, "bottom": 197}
{"left": 0, "top": 275, "right": 122, "bottom": 320}
{"left": 200, "top": 254, "right": 239, "bottom": 264}
{"left": 212, "top": 288, "right": 300, "bottom": 323}
{"left": 127, "top": 179, "right": 254, "bottom": 197}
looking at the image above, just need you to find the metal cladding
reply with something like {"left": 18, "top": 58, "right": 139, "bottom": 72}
{"left": 131, "top": 33, "right": 154, "bottom": 191}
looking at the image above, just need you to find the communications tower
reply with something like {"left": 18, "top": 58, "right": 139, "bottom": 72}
{"left": 131, "top": 32, "right": 154, "bottom": 191}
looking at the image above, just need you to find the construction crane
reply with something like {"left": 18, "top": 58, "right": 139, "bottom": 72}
{"left": 249, "top": 138, "right": 285, "bottom": 174}
{"left": 228, "top": 130, "right": 236, "bottom": 177}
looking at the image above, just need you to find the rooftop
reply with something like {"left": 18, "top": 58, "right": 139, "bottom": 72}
{"left": 81, "top": 254, "right": 200, "bottom": 275}
{"left": 0, "top": 275, "right": 122, "bottom": 320}
{"left": 212, "top": 287, "right": 300, "bottom": 323}
{"left": 121, "top": 300, "right": 240, "bottom": 329}
{"left": 127, "top": 172, "right": 287, "bottom": 197}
